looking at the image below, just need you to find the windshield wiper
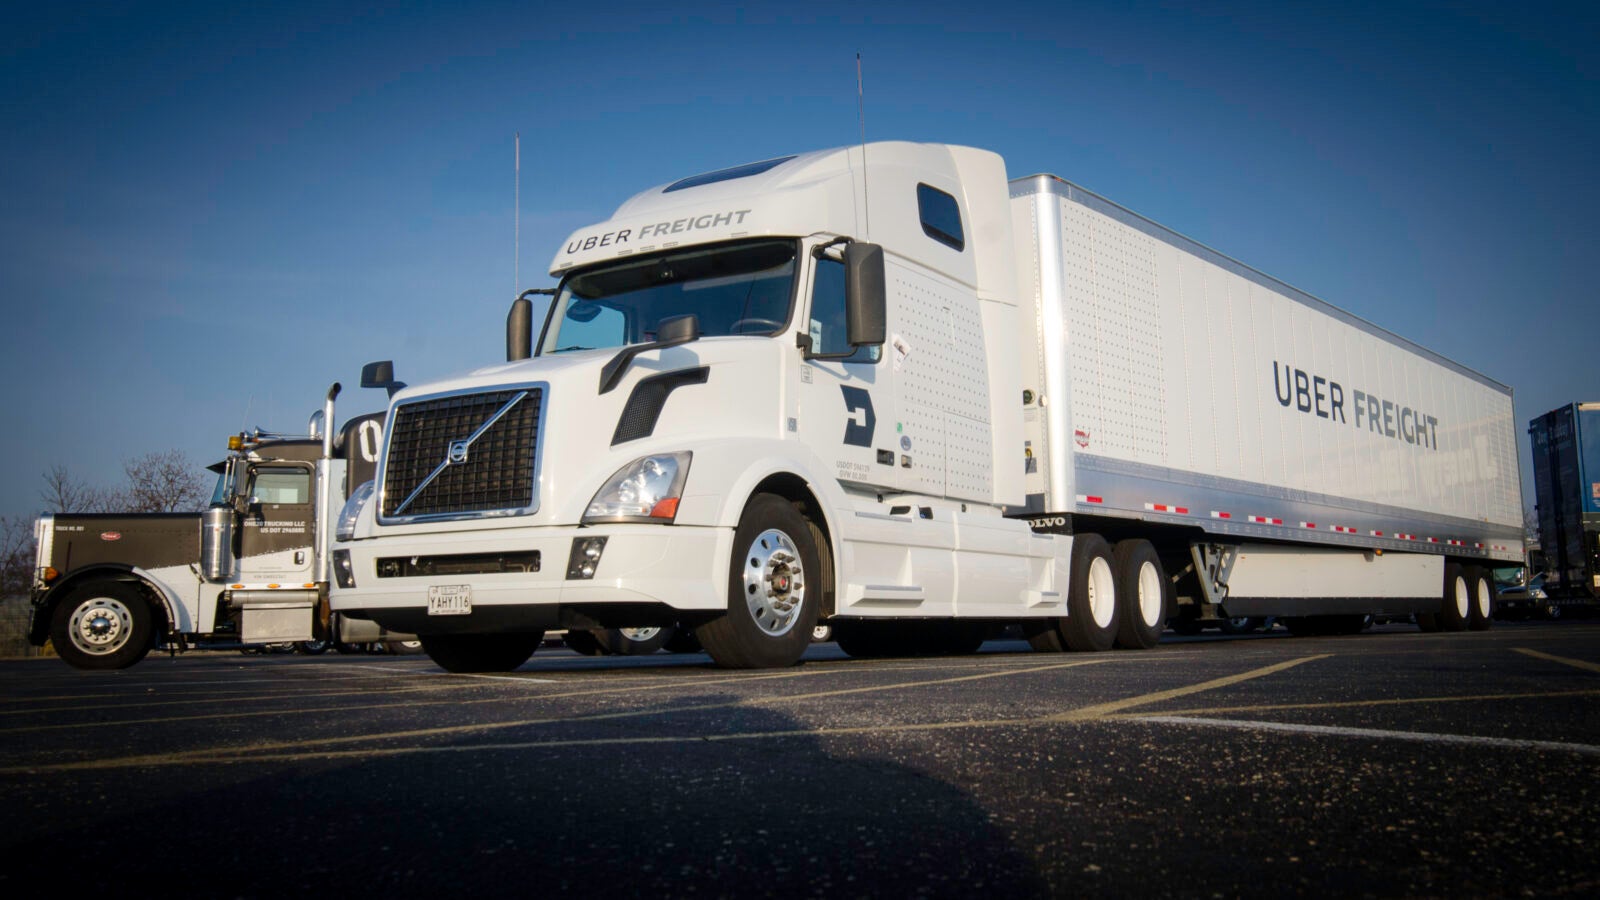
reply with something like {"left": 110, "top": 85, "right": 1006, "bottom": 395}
{"left": 553, "top": 345, "right": 594, "bottom": 353}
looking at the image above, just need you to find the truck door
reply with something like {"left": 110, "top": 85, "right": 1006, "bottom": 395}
{"left": 793, "top": 249, "right": 901, "bottom": 492}
{"left": 235, "top": 463, "right": 316, "bottom": 585}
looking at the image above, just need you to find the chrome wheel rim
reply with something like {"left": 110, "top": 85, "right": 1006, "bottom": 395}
{"left": 618, "top": 627, "right": 661, "bottom": 642}
{"left": 742, "top": 528, "right": 805, "bottom": 637}
{"left": 68, "top": 596, "right": 134, "bottom": 657}
{"left": 1452, "top": 576, "right": 1470, "bottom": 619}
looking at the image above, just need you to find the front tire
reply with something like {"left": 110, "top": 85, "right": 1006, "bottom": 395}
{"left": 420, "top": 632, "right": 543, "bottom": 673}
{"left": 696, "top": 494, "right": 821, "bottom": 669}
{"left": 50, "top": 581, "right": 154, "bottom": 670}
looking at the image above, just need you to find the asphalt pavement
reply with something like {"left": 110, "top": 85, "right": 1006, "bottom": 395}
{"left": 2, "top": 621, "right": 1598, "bottom": 898}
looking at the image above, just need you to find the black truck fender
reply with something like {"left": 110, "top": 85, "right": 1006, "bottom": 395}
{"left": 30, "top": 564, "right": 179, "bottom": 647}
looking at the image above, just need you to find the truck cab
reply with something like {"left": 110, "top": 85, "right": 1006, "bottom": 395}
{"left": 330, "top": 143, "right": 1069, "bottom": 671}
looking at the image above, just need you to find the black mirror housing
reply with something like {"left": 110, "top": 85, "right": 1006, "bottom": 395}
{"left": 507, "top": 297, "right": 533, "bottom": 361}
{"left": 360, "top": 360, "right": 406, "bottom": 398}
{"left": 844, "top": 242, "right": 887, "bottom": 346}
{"left": 656, "top": 313, "right": 701, "bottom": 347}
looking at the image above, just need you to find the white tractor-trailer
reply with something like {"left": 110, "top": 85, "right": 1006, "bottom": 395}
{"left": 329, "top": 142, "right": 1522, "bottom": 671}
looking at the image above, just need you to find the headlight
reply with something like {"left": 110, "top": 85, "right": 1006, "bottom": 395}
{"left": 583, "top": 453, "right": 691, "bottom": 523}
{"left": 336, "top": 480, "right": 375, "bottom": 541}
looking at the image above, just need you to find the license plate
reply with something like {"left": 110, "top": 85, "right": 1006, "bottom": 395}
{"left": 427, "top": 584, "right": 473, "bottom": 616}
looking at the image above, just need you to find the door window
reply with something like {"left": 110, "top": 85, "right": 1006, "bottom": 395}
{"left": 808, "top": 257, "right": 880, "bottom": 363}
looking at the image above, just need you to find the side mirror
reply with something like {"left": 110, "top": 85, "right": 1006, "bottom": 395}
{"left": 360, "top": 360, "right": 406, "bottom": 398}
{"left": 656, "top": 313, "right": 700, "bottom": 347}
{"left": 597, "top": 314, "right": 702, "bottom": 395}
{"left": 507, "top": 297, "right": 533, "bottom": 361}
{"left": 844, "top": 242, "right": 886, "bottom": 346}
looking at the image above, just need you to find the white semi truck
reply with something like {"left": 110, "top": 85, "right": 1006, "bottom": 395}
{"left": 329, "top": 142, "right": 1523, "bottom": 672}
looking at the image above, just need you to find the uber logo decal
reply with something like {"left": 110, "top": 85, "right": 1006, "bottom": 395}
{"left": 840, "top": 386, "right": 876, "bottom": 447}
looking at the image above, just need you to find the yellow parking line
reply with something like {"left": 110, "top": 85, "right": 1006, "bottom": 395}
{"left": 1513, "top": 647, "right": 1600, "bottom": 675}
{"left": 1116, "top": 687, "right": 1600, "bottom": 719}
{"left": 0, "top": 667, "right": 843, "bottom": 735}
{"left": 0, "top": 658, "right": 1107, "bottom": 773}
{"left": 1044, "top": 654, "right": 1330, "bottom": 722}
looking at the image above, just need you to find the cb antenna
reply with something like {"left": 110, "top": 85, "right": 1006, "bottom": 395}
{"left": 857, "top": 52, "right": 870, "bottom": 238}
{"left": 514, "top": 132, "right": 521, "bottom": 296}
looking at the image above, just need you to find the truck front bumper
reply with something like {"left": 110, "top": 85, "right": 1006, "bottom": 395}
{"left": 330, "top": 523, "right": 733, "bottom": 634}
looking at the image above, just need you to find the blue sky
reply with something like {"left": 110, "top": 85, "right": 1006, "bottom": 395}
{"left": 2, "top": 0, "right": 1595, "bottom": 520}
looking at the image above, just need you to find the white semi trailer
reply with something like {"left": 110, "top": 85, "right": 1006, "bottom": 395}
{"left": 329, "top": 142, "right": 1522, "bottom": 671}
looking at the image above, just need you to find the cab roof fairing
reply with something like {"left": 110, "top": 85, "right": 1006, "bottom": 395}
{"left": 549, "top": 146, "right": 862, "bottom": 275}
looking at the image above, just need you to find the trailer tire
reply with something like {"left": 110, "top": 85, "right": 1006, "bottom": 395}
{"left": 50, "top": 581, "right": 154, "bottom": 670}
{"left": 384, "top": 639, "right": 424, "bottom": 655}
{"left": 1467, "top": 567, "right": 1494, "bottom": 631}
{"left": 1060, "top": 534, "right": 1118, "bottom": 652}
{"left": 696, "top": 493, "right": 820, "bottom": 669}
{"left": 420, "top": 632, "right": 542, "bottom": 673}
{"left": 1112, "top": 540, "right": 1167, "bottom": 649}
{"left": 596, "top": 626, "right": 673, "bottom": 655}
{"left": 1438, "top": 563, "right": 1470, "bottom": 632}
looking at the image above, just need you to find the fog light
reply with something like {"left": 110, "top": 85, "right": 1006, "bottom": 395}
{"left": 333, "top": 549, "right": 356, "bottom": 589}
{"left": 567, "top": 537, "right": 607, "bottom": 580}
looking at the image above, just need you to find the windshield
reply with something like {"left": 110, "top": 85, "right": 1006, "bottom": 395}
{"left": 543, "top": 239, "right": 797, "bottom": 353}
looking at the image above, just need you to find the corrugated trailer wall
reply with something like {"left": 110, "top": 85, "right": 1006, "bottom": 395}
{"left": 1011, "top": 175, "right": 1522, "bottom": 564}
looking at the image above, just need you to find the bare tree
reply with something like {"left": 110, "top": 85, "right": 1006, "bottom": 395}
{"left": 36, "top": 451, "right": 207, "bottom": 517}
{"left": 39, "top": 465, "right": 121, "bottom": 513}
{"left": 0, "top": 515, "right": 36, "bottom": 597}
{"left": 122, "top": 450, "right": 208, "bottom": 513}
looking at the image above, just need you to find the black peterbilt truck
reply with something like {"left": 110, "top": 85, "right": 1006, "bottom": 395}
{"left": 29, "top": 364, "right": 415, "bottom": 669}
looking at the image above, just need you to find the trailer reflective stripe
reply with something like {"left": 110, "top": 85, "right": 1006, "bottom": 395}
{"left": 1300, "top": 522, "right": 1317, "bottom": 529}
{"left": 1370, "top": 530, "right": 1385, "bottom": 537}
{"left": 1144, "top": 503, "right": 1189, "bottom": 514}
{"left": 1210, "top": 511, "right": 1232, "bottom": 519}
{"left": 1076, "top": 495, "right": 1103, "bottom": 504}
{"left": 1247, "top": 515, "right": 1283, "bottom": 525}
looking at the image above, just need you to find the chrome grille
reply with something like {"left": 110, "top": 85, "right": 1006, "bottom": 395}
{"left": 380, "top": 388, "right": 541, "bottom": 519}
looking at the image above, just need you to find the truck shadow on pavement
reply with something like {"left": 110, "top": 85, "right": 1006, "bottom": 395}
{"left": 6, "top": 691, "right": 1054, "bottom": 899}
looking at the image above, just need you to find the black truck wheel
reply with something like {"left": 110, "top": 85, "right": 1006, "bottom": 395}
{"left": 1467, "top": 567, "right": 1495, "bottom": 631}
{"left": 1112, "top": 539, "right": 1167, "bottom": 649}
{"left": 596, "top": 626, "right": 674, "bottom": 655}
{"left": 50, "top": 581, "right": 155, "bottom": 670}
{"left": 696, "top": 493, "right": 820, "bottom": 669}
{"left": 1060, "top": 534, "right": 1118, "bottom": 652}
{"left": 1438, "top": 563, "right": 1470, "bottom": 632}
{"left": 420, "top": 632, "right": 543, "bottom": 673}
